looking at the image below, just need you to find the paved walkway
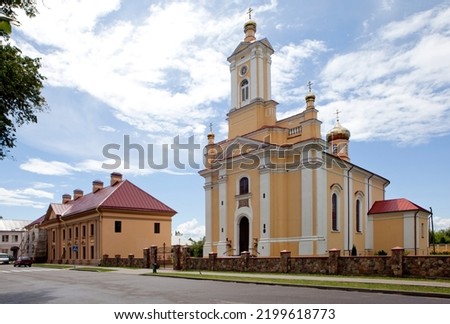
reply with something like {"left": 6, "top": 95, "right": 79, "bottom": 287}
{"left": 105, "top": 267, "right": 450, "bottom": 289}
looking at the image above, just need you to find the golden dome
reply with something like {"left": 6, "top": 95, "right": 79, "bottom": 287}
{"left": 326, "top": 121, "right": 350, "bottom": 142}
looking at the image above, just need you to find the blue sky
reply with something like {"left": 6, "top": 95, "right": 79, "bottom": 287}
{"left": 1, "top": 0, "right": 450, "bottom": 240}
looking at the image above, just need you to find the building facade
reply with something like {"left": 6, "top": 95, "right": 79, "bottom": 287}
{"left": 200, "top": 18, "right": 430, "bottom": 257}
{"left": 39, "top": 173, "right": 176, "bottom": 265}
{"left": 0, "top": 218, "right": 32, "bottom": 259}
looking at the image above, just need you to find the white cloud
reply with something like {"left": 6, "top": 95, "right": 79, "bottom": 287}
{"left": 20, "top": 158, "right": 80, "bottom": 175}
{"left": 32, "top": 182, "right": 55, "bottom": 189}
{"left": 319, "top": 4, "right": 450, "bottom": 144}
{"left": 0, "top": 187, "right": 51, "bottom": 208}
{"left": 272, "top": 40, "right": 327, "bottom": 104}
{"left": 98, "top": 126, "right": 116, "bottom": 133}
{"left": 434, "top": 217, "right": 450, "bottom": 231}
{"left": 174, "top": 218, "right": 205, "bottom": 241}
{"left": 17, "top": 1, "right": 234, "bottom": 141}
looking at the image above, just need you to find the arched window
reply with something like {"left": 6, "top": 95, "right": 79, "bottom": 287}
{"left": 356, "top": 199, "right": 361, "bottom": 232}
{"left": 241, "top": 79, "right": 249, "bottom": 102}
{"left": 239, "top": 177, "right": 249, "bottom": 195}
{"left": 331, "top": 193, "right": 338, "bottom": 231}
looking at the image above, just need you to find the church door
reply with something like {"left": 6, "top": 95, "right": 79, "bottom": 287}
{"left": 239, "top": 217, "right": 249, "bottom": 255}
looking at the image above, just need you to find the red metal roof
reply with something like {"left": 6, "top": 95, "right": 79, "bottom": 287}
{"left": 368, "top": 198, "right": 429, "bottom": 215}
{"left": 55, "top": 180, "right": 176, "bottom": 217}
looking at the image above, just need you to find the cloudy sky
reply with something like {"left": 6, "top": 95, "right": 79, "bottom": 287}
{"left": 1, "top": 0, "right": 450, "bottom": 239}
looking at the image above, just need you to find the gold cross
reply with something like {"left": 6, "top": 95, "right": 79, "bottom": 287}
{"left": 247, "top": 7, "right": 253, "bottom": 20}
{"left": 335, "top": 109, "right": 341, "bottom": 123}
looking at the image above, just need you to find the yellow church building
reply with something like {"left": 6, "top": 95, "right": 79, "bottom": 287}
{"left": 199, "top": 17, "right": 430, "bottom": 257}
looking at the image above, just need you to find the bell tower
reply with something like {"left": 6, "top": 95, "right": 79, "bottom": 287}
{"left": 227, "top": 9, "right": 278, "bottom": 139}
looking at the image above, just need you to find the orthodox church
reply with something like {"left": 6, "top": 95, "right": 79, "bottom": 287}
{"left": 199, "top": 15, "right": 430, "bottom": 257}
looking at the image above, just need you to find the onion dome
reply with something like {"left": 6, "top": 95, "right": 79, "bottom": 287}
{"left": 326, "top": 121, "right": 351, "bottom": 142}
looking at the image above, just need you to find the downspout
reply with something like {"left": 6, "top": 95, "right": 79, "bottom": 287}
{"left": 347, "top": 165, "right": 354, "bottom": 255}
{"left": 96, "top": 206, "right": 103, "bottom": 263}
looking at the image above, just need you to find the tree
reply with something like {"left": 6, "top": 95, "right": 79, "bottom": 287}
{"left": 188, "top": 237, "right": 205, "bottom": 257}
{"left": 0, "top": 0, "right": 47, "bottom": 159}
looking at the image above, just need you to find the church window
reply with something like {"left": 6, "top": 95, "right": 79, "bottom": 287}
{"left": 332, "top": 144, "right": 337, "bottom": 155}
{"left": 241, "top": 79, "right": 249, "bottom": 102}
{"left": 331, "top": 193, "right": 338, "bottom": 231}
{"left": 239, "top": 177, "right": 249, "bottom": 195}
{"left": 356, "top": 199, "right": 361, "bottom": 233}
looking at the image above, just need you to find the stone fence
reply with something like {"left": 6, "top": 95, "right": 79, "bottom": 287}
{"left": 180, "top": 247, "right": 450, "bottom": 278}
{"left": 99, "top": 246, "right": 450, "bottom": 278}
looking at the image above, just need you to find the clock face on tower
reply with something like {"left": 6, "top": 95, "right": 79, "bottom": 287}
{"left": 240, "top": 65, "right": 248, "bottom": 76}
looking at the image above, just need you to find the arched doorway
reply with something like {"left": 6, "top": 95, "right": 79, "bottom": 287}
{"left": 239, "top": 216, "right": 249, "bottom": 255}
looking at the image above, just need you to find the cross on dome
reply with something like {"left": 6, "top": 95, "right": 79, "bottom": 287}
{"left": 247, "top": 7, "right": 253, "bottom": 20}
{"left": 335, "top": 109, "right": 341, "bottom": 123}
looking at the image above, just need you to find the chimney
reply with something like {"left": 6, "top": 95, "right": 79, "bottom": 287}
{"left": 110, "top": 172, "right": 123, "bottom": 186}
{"left": 62, "top": 194, "right": 72, "bottom": 204}
{"left": 92, "top": 180, "right": 104, "bottom": 193}
{"left": 73, "top": 189, "right": 84, "bottom": 200}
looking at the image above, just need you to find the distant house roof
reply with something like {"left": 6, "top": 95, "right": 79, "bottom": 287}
{"left": 26, "top": 215, "right": 46, "bottom": 228}
{"left": 0, "top": 219, "right": 33, "bottom": 231}
{"left": 44, "top": 179, "right": 176, "bottom": 221}
{"left": 368, "top": 198, "right": 430, "bottom": 215}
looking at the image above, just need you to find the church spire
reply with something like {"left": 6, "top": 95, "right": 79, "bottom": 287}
{"left": 326, "top": 109, "right": 351, "bottom": 161}
{"left": 207, "top": 122, "right": 215, "bottom": 145}
{"left": 305, "top": 80, "right": 316, "bottom": 109}
{"left": 244, "top": 7, "right": 257, "bottom": 42}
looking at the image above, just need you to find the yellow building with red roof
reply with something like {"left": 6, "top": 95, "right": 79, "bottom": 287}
{"left": 200, "top": 17, "right": 431, "bottom": 257}
{"left": 40, "top": 172, "right": 176, "bottom": 264}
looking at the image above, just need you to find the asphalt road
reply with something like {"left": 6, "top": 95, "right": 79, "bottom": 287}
{"left": 0, "top": 265, "right": 448, "bottom": 304}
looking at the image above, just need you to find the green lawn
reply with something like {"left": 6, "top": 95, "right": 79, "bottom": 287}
{"left": 148, "top": 272, "right": 450, "bottom": 297}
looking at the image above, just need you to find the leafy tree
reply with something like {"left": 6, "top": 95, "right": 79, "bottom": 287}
{"left": 188, "top": 237, "right": 205, "bottom": 257}
{"left": 1, "top": 0, "right": 47, "bottom": 159}
{"left": 431, "top": 228, "right": 450, "bottom": 244}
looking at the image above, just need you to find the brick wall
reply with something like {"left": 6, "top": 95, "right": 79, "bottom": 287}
{"left": 179, "top": 247, "right": 450, "bottom": 278}
{"left": 98, "top": 245, "right": 450, "bottom": 279}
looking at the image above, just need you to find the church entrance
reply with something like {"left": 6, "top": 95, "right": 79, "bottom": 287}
{"left": 238, "top": 216, "right": 249, "bottom": 255}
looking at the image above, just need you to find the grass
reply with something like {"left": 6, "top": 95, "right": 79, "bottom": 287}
{"left": 69, "top": 267, "right": 115, "bottom": 272}
{"left": 148, "top": 272, "right": 450, "bottom": 297}
{"left": 33, "top": 263, "right": 115, "bottom": 272}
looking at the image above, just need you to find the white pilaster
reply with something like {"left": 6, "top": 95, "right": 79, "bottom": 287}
{"left": 217, "top": 169, "right": 228, "bottom": 256}
{"left": 300, "top": 167, "right": 313, "bottom": 255}
{"left": 229, "top": 61, "right": 237, "bottom": 109}
{"left": 259, "top": 166, "right": 271, "bottom": 256}
{"left": 365, "top": 176, "right": 374, "bottom": 250}
{"left": 316, "top": 165, "right": 327, "bottom": 254}
{"left": 203, "top": 175, "right": 213, "bottom": 257}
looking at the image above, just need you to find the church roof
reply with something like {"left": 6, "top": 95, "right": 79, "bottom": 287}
{"left": 45, "top": 180, "right": 176, "bottom": 220}
{"left": 368, "top": 198, "right": 430, "bottom": 215}
{"left": 228, "top": 37, "right": 274, "bottom": 61}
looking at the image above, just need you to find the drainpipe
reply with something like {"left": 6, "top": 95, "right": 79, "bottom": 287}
{"left": 96, "top": 206, "right": 104, "bottom": 264}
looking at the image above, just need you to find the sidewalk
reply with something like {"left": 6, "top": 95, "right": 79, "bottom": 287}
{"left": 109, "top": 267, "right": 450, "bottom": 289}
